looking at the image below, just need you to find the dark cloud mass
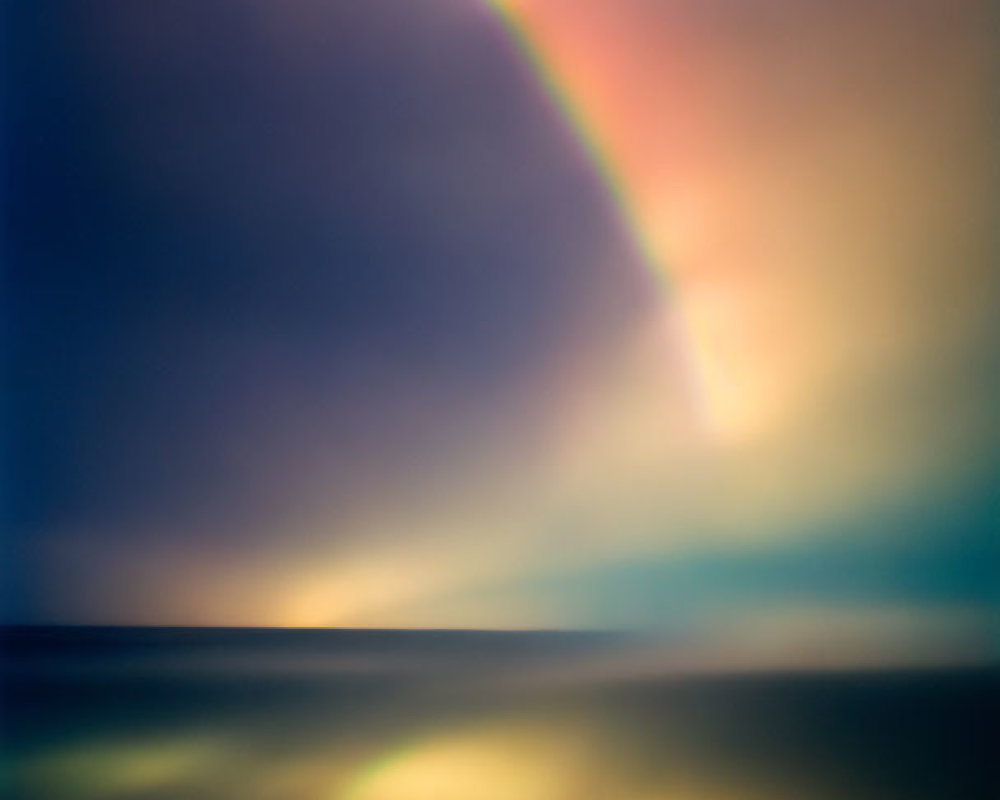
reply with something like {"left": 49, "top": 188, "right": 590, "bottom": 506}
{"left": 6, "top": 0, "right": 645, "bottom": 592}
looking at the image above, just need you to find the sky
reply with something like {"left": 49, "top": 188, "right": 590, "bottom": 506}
{"left": 5, "top": 0, "right": 998, "bottom": 664}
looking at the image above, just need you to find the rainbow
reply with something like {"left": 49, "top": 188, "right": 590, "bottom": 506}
{"left": 483, "top": 0, "right": 666, "bottom": 281}
{"left": 480, "top": 0, "right": 739, "bottom": 440}
{"left": 480, "top": 0, "right": 727, "bottom": 437}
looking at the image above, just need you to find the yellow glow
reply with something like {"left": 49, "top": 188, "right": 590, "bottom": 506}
{"left": 342, "top": 716, "right": 786, "bottom": 800}
{"left": 345, "top": 728, "right": 583, "bottom": 800}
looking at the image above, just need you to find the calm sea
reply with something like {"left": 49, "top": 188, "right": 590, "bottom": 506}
{"left": 2, "top": 626, "right": 995, "bottom": 799}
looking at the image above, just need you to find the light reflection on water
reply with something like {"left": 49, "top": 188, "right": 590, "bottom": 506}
{"left": 3, "top": 628, "right": 995, "bottom": 800}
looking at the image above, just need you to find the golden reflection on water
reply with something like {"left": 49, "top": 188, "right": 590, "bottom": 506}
{"left": 18, "top": 710, "right": 803, "bottom": 800}
{"left": 340, "top": 717, "right": 772, "bottom": 800}
{"left": 343, "top": 719, "right": 597, "bottom": 800}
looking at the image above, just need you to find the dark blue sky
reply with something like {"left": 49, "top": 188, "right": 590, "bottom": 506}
{"left": 5, "top": 0, "right": 648, "bottom": 620}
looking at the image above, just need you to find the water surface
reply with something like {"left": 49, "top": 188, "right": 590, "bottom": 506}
{"left": 3, "top": 627, "right": 995, "bottom": 799}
